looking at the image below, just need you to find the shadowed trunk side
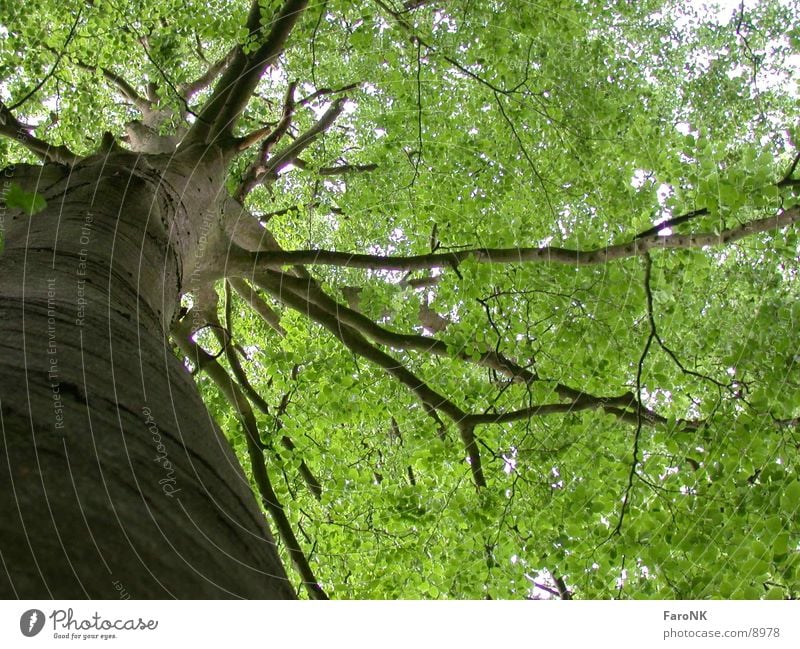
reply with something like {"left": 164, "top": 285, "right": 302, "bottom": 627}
{"left": 0, "top": 156, "right": 295, "bottom": 598}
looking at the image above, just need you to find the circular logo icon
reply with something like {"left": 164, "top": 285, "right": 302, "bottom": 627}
{"left": 20, "top": 609, "right": 45, "bottom": 637}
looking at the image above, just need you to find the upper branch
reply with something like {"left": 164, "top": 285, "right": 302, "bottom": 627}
{"left": 229, "top": 277, "right": 286, "bottom": 336}
{"left": 634, "top": 207, "right": 709, "bottom": 239}
{"left": 226, "top": 206, "right": 800, "bottom": 272}
{"left": 237, "top": 97, "right": 347, "bottom": 198}
{"left": 61, "top": 51, "right": 153, "bottom": 114}
{"left": 221, "top": 281, "right": 322, "bottom": 500}
{"left": 184, "top": 0, "right": 309, "bottom": 147}
{"left": 614, "top": 254, "right": 656, "bottom": 536}
{"left": 254, "top": 266, "right": 688, "bottom": 427}
{"left": 254, "top": 268, "right": 467, "bottom": 421}
{"left": 236, "top": 81, "right": 297, "bottom": 153}
{"left": 375, "top": 0, "right": 521, "bottom": 96}
{"left": 8, "top": 9, "right": 83, "bottom": 112}
{"left": 246, "top": 265, "right": 703, "bottom": 486}
{"left": 318, "top": 163, "right": 378, "bottom": 176}
{"left": 251, "top": 268, "right": 490, "bottom": 486}
{"left": 179, "top": 47, "right": 238, "bottom": 101}
{"left": 235, "top": 82, "right": 297, "bottom": 199}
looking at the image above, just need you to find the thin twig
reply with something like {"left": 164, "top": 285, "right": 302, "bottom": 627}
{"left": 613, "top": 254, "right": 654, "bottom": 536}
{"left": 8, "top": 10, "right": 83, "bottom": 111}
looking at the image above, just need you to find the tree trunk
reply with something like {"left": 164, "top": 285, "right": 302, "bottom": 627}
{"left": 0, "top": 154, "right": 295, "bottom": 598}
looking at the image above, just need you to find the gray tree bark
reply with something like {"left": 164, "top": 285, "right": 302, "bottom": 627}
{"left": 0, "top": 152, "right": 295, "bottom": 598}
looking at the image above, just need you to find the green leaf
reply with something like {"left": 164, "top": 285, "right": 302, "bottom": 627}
{"left": 4, "top": 183, "right": 47, "bottom": 215}
{"left": 772, "top": 533, "right": 790, "bottom": 557}
{"left": 765, "top": 587, "right": 784, "bottom": 600}
{"left": 781, "top": 481, "right": 800, "bottom": 513}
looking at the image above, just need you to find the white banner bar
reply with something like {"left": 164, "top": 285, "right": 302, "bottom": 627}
{"left": 1, "top": 600, "right": 797, "bottom": 648}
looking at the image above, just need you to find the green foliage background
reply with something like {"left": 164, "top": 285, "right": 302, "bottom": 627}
{"left": 2, "top": 0, "right": 800, "bottom": 598}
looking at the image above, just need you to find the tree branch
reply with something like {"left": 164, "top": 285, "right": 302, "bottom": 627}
{"left": 173, "top": 315, "right": 328, "bottom": 599}
{"left": 222, "top": 281, "right": 322, "bottom": 501}
{"left": 61, "top": 51, "right": 153, "bottom": 114}
{"left": 236, "top": 82, "right": 297, "bottom": 200}
{"left": 236, "top": 81, "right": 297, "bottom": 153}
{"left": 238, "top": 97, "right": 347, "bottom": 197}
{"left": 529, "top": 580, "right": 561, "bottom": 598}
{"left": 227, "top": 206, "right": 800, "bottom": 272}
{"left": 229, "top": 277, "right": 286, "bottom": 336}
{"left": 184, "top": 0, "right": 309, "bottom": 146}
{"left": 525, "top": 572, "right": 572, "bottom": 599}
{"left": 614, "top": 254, "right": 655, "bottom": 537}
{"left": 179, "top": 47, "right": 238, "bottom": 100}
{"left": 375, "top": 0, "right": 523, "bottom": 96}
{"left": 262, "top": 269, "right": 538, "bottom": 384}
{"left": 778, "top": 149, "right": 800, "bottom": 187}
{"left": 318, "top": 163, "right": 378, "bottom": 176}
{"left": 634, "top": 207, "right": 709, "bottom": 239}
{"left": 0, "top": 101, "right": 79, "bottom": 165}
{"left": 250, "top": 268, "right": 490, "bottom": 486}
{"left": 247, "top": 266, "right": 702, "bottom": 488}
{"left": 553, "top": 575, "right": 572, "bottom": 600}
{"left": 401, "top": 0, "right": 441, "bottom": 12}
{"left": 8, "top": 9, "right": 82, "bottom": 111}
{"left": 278, "top": 435, "right": 323, "bottom": 501}
{"left": 297, "top": 81, "right": 361, "bottom": 107}
{"left": 458, "top": 422, "right": 486, "bottom": 488}
{"left": 254, "top": 270, "right": 466, "bottom": 422}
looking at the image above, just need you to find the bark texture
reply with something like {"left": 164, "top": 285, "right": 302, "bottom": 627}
{"left": 0, "top": 154, "right": 295, "bottom": 598}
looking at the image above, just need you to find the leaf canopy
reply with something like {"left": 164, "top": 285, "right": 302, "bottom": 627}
{"left": 2, "top": 0, "right": 800, "bottom": 599}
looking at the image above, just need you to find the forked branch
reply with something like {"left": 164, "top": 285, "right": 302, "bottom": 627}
{"left": 250, "top": 268, "right": 487, "bottom": 486}
{"left": 184, "top": 0, "right": 309, "bottom": 146}
{"left": 244, "top": 266, "right": 704, "bottom": 487}
{"left": 262, "top": 270, "right": 537, "bottom": 383}
{"left": 238, "top": 97, "right": 347, "bottom": 198}
{"left": 61, "top": 52, "right": 153, "bottom": 115}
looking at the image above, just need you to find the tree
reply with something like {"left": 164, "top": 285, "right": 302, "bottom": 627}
{"left": 0, "top": 0, "right": 799, "bottom": 600}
